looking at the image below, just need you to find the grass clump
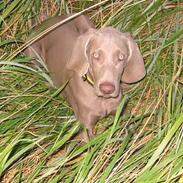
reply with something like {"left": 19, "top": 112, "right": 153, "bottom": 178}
{"left": 0, "top": 0, "right": 183, "bottom": 182}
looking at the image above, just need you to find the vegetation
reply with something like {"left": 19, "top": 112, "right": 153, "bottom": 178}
{"left": 0, "top": 0, "right": 183, "bottom": 182}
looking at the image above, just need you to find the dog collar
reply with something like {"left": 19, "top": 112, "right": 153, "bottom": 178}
{"left": 82, "top": 74, "right": 94, "bottom": 86}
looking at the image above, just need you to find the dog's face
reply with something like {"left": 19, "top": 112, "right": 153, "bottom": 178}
{"left": 86, "top": 31, "right": 129, "bottom": 98}
{"left": 67, "top": 27, "right": 146, "bottom": 98}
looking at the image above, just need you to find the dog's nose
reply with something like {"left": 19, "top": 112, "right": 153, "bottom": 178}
{"left": 99, "top": 82, "right": 115, "bottom": 95}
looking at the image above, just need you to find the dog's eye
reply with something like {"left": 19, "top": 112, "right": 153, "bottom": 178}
{"left": 93, "top": 52, "right": 100, "bottom": 59}
{"left": 118, "top": 53, "right": 124, "bottom": 61}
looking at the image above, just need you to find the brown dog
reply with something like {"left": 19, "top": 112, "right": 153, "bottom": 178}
{"left": 25, "top": 14, "right": 146, "bottom": 139}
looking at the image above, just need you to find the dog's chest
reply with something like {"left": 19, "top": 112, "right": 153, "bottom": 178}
{"left": 99, "top": 95, "right": 122, "bottom": 117}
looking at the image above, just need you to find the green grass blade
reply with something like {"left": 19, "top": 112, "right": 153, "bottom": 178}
{"left": 140, "top": 113, "right": 183, "bottom": 173}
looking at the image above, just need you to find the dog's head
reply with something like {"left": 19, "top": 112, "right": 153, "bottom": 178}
{"left": 67, "top": 27, "right": 146, "bottom": 98}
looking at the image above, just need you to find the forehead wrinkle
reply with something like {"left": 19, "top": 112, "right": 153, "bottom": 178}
{"left": 100, "top": 39, "right": 122, "bottom": 55}
{"left": 90, "top": 33, "right": 129, "bottom": 56}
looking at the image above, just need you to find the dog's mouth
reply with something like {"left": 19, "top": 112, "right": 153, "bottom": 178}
{"left": 101, "top": 94, "right": 119, "bottom": 99}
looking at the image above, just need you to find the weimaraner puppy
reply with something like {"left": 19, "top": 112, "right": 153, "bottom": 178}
{"left": 25, "top": 14, "right": 146, "bottom": 139}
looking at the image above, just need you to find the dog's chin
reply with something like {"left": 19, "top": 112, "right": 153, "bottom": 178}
{"left": 96, "top": 91, "right": 120, "bottom": 99}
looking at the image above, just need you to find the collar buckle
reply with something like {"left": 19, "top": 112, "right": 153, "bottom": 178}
{"left": 82, "top": 74, "right": 94, "bottom": 86}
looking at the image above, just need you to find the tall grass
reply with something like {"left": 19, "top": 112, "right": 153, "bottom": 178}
{"left": 0, "top": 0, "right": 183, "bottom": 182}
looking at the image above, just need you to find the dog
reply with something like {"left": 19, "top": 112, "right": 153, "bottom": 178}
{"left": 24, "top": 14, "right": 146, "bottom": 139}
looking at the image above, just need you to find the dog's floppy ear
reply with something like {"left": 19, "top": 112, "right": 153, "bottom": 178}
{"left": 66, "top": 28, "right": 95, "bottom": 76}
{"left": 121, "top": 33, "right": 146, "bottom": 83}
